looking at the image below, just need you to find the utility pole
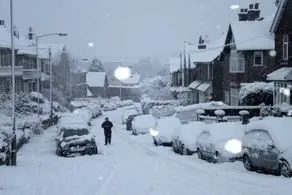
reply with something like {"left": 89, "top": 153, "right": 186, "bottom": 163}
{"left": 49, "top": 47, "right": 53, "bottom": 120}
{"left": 9, "top": 0, "right": 17, "bottom": 166}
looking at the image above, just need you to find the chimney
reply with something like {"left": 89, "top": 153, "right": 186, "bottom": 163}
{"left": 198, "top": 35, "right": 206, "bottom": 49}
{"left": 238, "top": 8, "right": 248, "bottom": 21}
{"left": 248, "top": 3, "right": 261, "bottom": 21}
{"left": 28, "top": 27, "right": 34, "bottom": 40}
{"left": 0, "top": 20, "right": 4, "bottom": 26}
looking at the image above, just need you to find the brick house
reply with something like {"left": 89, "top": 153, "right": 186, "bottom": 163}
{"left": 0, "top": 21, "right": 39, "bottom": 94}
{"left": 86, "top": 72, "right": 109, "bottom": 98}
{"left": 221, "top": 3, "right": 275, "bottom": 105}
{"left": 267, "top": 0, "right": 292, "bottom": 105}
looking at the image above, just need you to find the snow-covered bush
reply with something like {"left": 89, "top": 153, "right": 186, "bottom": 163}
{"left": 141, "top": 98, "right": 179, "bottom": 114}
{"left": 140, "top": 75, "right": 173, "bottom": 100}
{"left": 150, "top": 105, "right": 176, "bottom": 119}
{"left": 239, "top": 82, "right": 274, "bottom": 106}
{"left": 29, "top": 91, "right": 44, "bottom": 103}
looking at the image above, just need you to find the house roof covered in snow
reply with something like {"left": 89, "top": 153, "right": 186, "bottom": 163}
{"left": 38, "top": 44, "right": 65, "bottom": 60}
{"left": 120, "top": 73, "right": 141, "bottom": 85}
{"left": 188, "top": 80, "right": 202, "bottom": 89}
{"left": 267, "top": 67, "right": 292, "bottom": 81}
{"left": 189, "top": 33, "right": 226, "bottom": 63}
{"left": 270, "top": 0, "right": 287, "bottom": 33}
{"left": 16, "top": 36, "right": 36, "bottom": 56}
{"left": 230, "top": 20, "right": 274, "bottom": 51}
{"left": 169, "top": 58, "right": 181, "bottom": 73}
{"left": 86, "top": 72, "right": 107, "bottom": 87}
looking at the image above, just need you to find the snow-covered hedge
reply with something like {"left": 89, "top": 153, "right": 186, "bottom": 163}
{"left": 29, "top": 91, "right": 45, "bottom": 103}
{"left": 239, "top": 82, "right": 274, "bottom": 106}
{"left": 141, "top": 97, "right": 179, "bottom": 114}
{"left": 150, "top": 105, "right": 176, "bottom": 119}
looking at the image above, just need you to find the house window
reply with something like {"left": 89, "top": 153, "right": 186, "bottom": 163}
{"left": 230, "top": 88, "right": 240, "bottom": 106}
{"left": 283, "top": 35, "right": 289, "bottom": 61}
{"left": 229, "top": 50, "right": 245, "bottom": 73}
{"left": 254, "top": 51, "right": 263, "bottom": 66}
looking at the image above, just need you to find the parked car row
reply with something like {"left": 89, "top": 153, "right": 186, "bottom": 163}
{"left": 56, "top": 114, "right": 98, "bottom": 157}
{"left": 126, "top": 112, "right": 292, "bottom": 178}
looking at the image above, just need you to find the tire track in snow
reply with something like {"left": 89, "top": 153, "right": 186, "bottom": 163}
{"left": 120, "top": 133, "right": 273, "bottom": 190}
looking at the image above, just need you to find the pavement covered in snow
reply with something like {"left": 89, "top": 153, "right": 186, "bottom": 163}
{"left": 0, "top": 106, "right": 291, "bottom": 195}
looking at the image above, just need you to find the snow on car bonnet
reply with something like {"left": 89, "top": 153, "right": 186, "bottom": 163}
{"left": 207, "top": 122, "right": 244, "bottom": 142}
{"left": 155, "top": 117, "right": 181, "bottom": 137}
{"left": 180, "top": 122, "right": 207, "bottom": 145}
{"left": 244, "top": 117, "right": 292, "bottom": 151}
{"left": 133, "top": 115, "right": 155, "bottom": 129}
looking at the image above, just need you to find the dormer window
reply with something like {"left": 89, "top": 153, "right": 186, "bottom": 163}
{"left": 283, "top": 34, "right": 289, "bottom": 61}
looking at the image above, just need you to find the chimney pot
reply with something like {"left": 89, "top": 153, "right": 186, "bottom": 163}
{"left": 255, "top": 3, "right": 259, "bottom": 9}
{"left": 245, "top": 8, "right": 248, "bottom": 12}
{"left": 240, "top": 8, "right": 244, "bottom": 12}
{"left": 249, "top": 4, "right": 254, "bottom": 9}
{"left": 0, "top": 20, "right": 4, "bottom": 26}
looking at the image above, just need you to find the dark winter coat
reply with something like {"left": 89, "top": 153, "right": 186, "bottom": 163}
{"left": 101, "top": 121, "right": 113, "bottom": 132}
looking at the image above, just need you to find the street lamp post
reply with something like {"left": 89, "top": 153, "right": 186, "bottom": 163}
{"left": 9, "top": 0, "right": 17, "bottom": 166}
{"left": 35, "top": 33, "right": 67, "bottom": 118}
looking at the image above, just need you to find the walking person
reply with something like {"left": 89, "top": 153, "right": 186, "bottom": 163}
{"left": 101, "top": 117, "right": 113, "bottom": 145}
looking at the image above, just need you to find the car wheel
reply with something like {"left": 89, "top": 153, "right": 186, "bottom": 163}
{"left": 280, "top": 160, "right": 292, "bottom": 178}
{"left": 213, "top": 151, "right": 221, "bottom": 163}
{"left": 243, "top": 154, "right": 254, "bottom": 171}
{"left": 197, "top": 148, "right": 204, "bottom": 160}
{"left": 56, "top": 149, "right": 62, "bottom": 156}
{"left": 172, "top": 144, "right": 176, "bottom": 153}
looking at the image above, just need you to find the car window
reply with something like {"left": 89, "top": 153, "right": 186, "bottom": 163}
{"left": 62, "top": 129, "right": 89, "bottom": 138}
{"left": 258, "top": 130, "right": 274, "bottom": 146}
{"left": 198, "top": 131, "right": 210, "bottom": 140}
{"left": 244, "top": 130, "right": 260, "bottom": 141}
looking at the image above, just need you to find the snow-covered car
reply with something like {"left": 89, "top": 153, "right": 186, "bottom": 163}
{"left": 87, "top": 104, "right": 103, "bottom": 118}
{"left": 132, "top": 115, "right": 156, "bottom": 135}
{"left": 196, "top": 122, "right": 244, "bottom": 163}
{"left": 121, "top": 100, "right": 134, "bottom": 106}
{"left": 172, "top": 121, "right": 206, "bottom": 155}
{"left": 152, "top": 116, "right": 181, "bottom": 146}
{"left": 55, "top": 123, "right": 97, "bottom": 157}
{"left": 103, "top": 103, "right": 117, "bottom": 111}
{"left": 73, "top": 108, "right": 93, "bottom": 126}
{"left": 58, "top": 114, "right": 89, "bottom": 134}
{"left": 110, "top": 97, "right": 123, "bottom": 107}
{"left": 242, "top": 117, "right": 292, "bottom": 177}
{"left": 122, "top": 109, "right": 139, "bottom": 124}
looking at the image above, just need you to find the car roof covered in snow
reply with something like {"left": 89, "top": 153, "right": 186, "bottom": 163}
{"left": 204, "top": 122, "right": 244, "bottom": 142}
{"left": 58, "top": 122, "right": 89, "bottom": 132}
{"left": 244, "top": 117, "right": 292, "bottom": 150}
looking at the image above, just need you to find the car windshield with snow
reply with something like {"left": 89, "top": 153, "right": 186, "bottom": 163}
{"left": 242, "top": 117, "right": 292, "bottom": 177}
{"left": 172, "top": 121, "right": 207, "bottom": 155}
{"left": 56, "top": 124, "right": 97, "bottom": 157}
{"left": 196, "top": 122, "right": 244, "bottom": 163}
{"left": 152, "top": 116, "right": 181, "bottom": 146}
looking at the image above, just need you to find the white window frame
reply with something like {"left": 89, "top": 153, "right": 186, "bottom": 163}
{"left": 253, "top": 51, "right": 263, "bottom": 66}
{"left": 229, "top": 50, "right": 245, "bottom": 73}
{"left": 283, "top": 35, "right": 289, "bottom": 61}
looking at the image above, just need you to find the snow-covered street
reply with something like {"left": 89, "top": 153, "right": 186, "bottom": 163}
{"left": 0, "top": 107, "right": 290, "bottom": 195}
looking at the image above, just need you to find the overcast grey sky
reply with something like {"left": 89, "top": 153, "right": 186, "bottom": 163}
{"left": 0, "top": 0, "right": 275, "bottom": 61}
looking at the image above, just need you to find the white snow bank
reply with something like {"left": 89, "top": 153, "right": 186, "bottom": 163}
{"left": 132, "top": 115, "right": 156, "bottom": 134}
{"left": 154, "top": 116, "right": 181, "bottom": 142}
{"left": 122, "top": 100, "right": 134, "bottom": 106}
{"left": 179, "top": 122, "right": 207, "bottom": 150}
{"left": 239, "top": 82, "right": 274, "bottom": 100}
{"left": 176, "top": 101, "right": 227, "bottom": 112}
{"left": 29, "top": 91, "right": 44, "bottom": 102}
{"left": 244, "top": 117, "right": 292, "bottom": 151}
{"left": 214, "top": 109, "right": 225, "bottom": 116}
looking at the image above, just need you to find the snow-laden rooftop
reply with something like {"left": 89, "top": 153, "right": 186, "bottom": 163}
{"left": 169, "top": 58, "right": 181, "bottom": 73}
{"left": 197, "top": 82, "right": 211, "bottom": 92}
{"left": 120, "top": 73, "right": 141, "bottom": 85}
{"left": 188, "top": 80, "right": 202, "bottom": 89}
{"left": 86, "top": 72, "right": 106, "bottom": 87}
{"left": 231, "top": 20, "right": 274, "bottom": 50}
{"left": 170, "top": 86, "right": 191, "bottom": 92}
{"left": 17, "top": 36, "right": 36, "bottom": 55}
{"left": 267, "top": 67, "right": 292, "bottom": 81}
{"left": 38, "top": 44, "right": 65, "bottom": 60}
{"left": 188, "top": 33, "right": 226, "bottom": 63}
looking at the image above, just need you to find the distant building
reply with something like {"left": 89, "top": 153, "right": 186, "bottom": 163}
{"left": 86, "top": 72, "right": 109, "bottom": 98}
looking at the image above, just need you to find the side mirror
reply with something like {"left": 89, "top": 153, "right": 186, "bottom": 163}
{"left": 268, "top": 144, "right": 275, "bottom": 149}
